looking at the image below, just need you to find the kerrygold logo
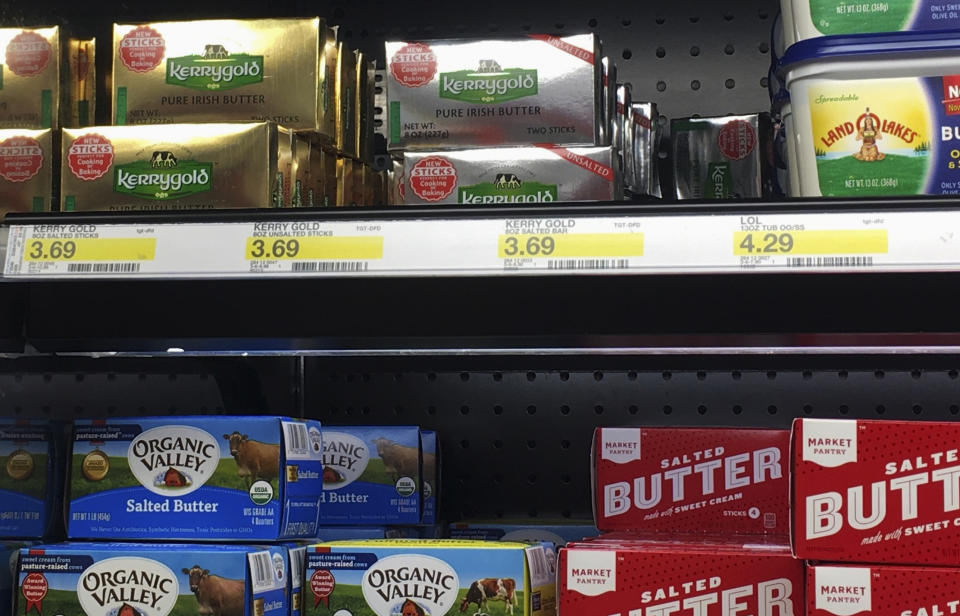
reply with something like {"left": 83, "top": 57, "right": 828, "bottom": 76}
{"left": 114, "top": 153, "right": 213, "bottom": 200}
{"left": 440, "top": 60, "right": 538, "bottom": 104}
{"left": 361, "top": 555, "right": 459, "bottom": 616}
{"left": 127, "top": 426, "right": 220, "bottom": 496}
{"left": 77, "top": 557, "right": 179, "bottom": 616}
{"left": 166, "top": 44, "right": 263, "bottom": 91}
{"left": 459, "top": 173, "right": 558, "bottom": 204}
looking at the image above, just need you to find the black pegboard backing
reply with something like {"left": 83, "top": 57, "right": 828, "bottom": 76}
{"left": 305, "top": 357, "right": 960, "bottom": 521}
{"left": 0, "top": 356, "right": 300, "bottom": 420}
{"left": 0, "top": 0, "right": 778, "bottom": 127}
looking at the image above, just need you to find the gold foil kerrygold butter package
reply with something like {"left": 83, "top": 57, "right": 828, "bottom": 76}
{"left": 0, "top": 27, "right": 61, "bottom": 129}
{"left": 322, "top": 146, "right": 337, "bottom": 205}
{"left": 671, "top": 113, "right": 774, "bottom": 200}
{"left": 386, "top": 34, "right": 600, "bottom": 150}
{"left": 0, "top": 128, "right": 53, "bottom": 213}
{"left": 61, "top": 122, "right": 278, "bottom": 211}
{"left": 112, "top": 18, "right": 336, "bottom": 140}
{"left": 354, "top": 50, "right": 369, "bottom": 163}
{"left": 66, "top": 38, "right": 95, "bottom": 127}
{"left": 336, "top": 42, "right": 357, "bottom": 158}
{"left": 336, "top": 155, "right": 354, "bottom": 205}
{"left": 403, "top": 145, "right": 620, "bottom": 205}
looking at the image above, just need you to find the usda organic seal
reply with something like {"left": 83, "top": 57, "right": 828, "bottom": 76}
{"left": 250, "top": 479, "right": 274, "bottom": 505}
{"left": 395, "top": 476, "right": 416, "bottom": 497}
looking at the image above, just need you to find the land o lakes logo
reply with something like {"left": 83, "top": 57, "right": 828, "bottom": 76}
{"left": 361, "top": 555, "right": 459, "bottom": 616}
{"left": 440, "top": 59, "right": 538, "bottom": 104}
{"left": 817, "top": 106, "right": 923, "bottom": 159}
{"left": 322, "top": 431, "right": 370, "bottom": 489}
{"left": 166, "top": 43, "right": 264, "bottom": 91}
{"left": 77, "top": 557, "right": 179, "bottom": 616}
{"left": 459, "top": 172, "right": 558, "bottom": 204}
{"left": 113, "top": 150, "right": 213, "bottom": 200}
{"left": 127, "top": 426, "right": 220, "bottom": 496}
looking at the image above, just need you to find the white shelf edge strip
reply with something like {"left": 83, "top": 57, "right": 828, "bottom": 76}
{"left": 2, "top": 210, "right": 957, "bottom": 278}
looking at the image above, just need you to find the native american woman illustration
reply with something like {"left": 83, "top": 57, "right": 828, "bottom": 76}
{"left": 853, "top": 107, "right": 885, "bottom": 162}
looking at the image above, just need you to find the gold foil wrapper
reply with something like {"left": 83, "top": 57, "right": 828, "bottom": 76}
{"left": 336, "top": 155, "right": 353, "bottom": 206}
{"left": 335, "top": 42, "right": 357, "bottom": 158}
{"left": 276, "top": 127, "right": 294, "bottom": 207}
{"left": 292, "top": 136, "right": 310, "bottom": 207}
{"left": 0, "top": 128, "right": 53, "bottom": 213}
{"left": 112, "top": 18, "right": 335, "bottom": 141}
{"left": 82, "top": 449, "right": 110, "bottom": 481}
{"left": 66, "top": 38, "right": 95, "bottom": 128}
{"left": 0, "top": 26, "right": 62, "bottom": 129}
{"left": 61, "top": 122, "right": 279, "bottom": 211}
{"left": 353, "top": 51, "right": 368, "bottom": 164}
{"left": 5, "top": 448, "right": 34, "bottom": 480}
{"left": 321, "top": 146, "right": 337, "bottom": 206}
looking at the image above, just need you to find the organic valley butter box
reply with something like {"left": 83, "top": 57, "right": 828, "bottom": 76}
{"left": 61, "top": 122, "right": 279, "bottom": 211}
{"left": 68, "top": 415, "right": 324, "bottom": 541}
{"left": 320, "top": 426, "right": 421, "bottom": 525}
{"left": 0, "top": 421, "right": 58, "bottom": 538}
{"left": 593, "top": 427, "right": 790, "bottom": 535}
{"left": 0, "top": 27, "right": 61, "bottom": 129}
{"left": 15, "top": 542, "right": 288, "bottom": 616}
{"left": 793, "top": 418, "right": 960, "bottom": 564}
{"left": 386, "top": 34, "right": 600, "bottom": 150}
{"left": 112, "top": 18, "right": 336, "bottom": 139}
{"left": 305, "top": 539, "right": 556, "bottom": 616}
{"left": 0, "top": 128, "right": 53, "bottom": 214}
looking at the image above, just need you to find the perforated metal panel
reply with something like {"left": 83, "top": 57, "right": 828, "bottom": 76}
{"left": 305, "top": 357, "right": 960, "bottom": 520}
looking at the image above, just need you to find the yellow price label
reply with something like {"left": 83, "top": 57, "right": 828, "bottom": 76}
{"left": 498, "top": 233, "right": 644, "bottom": 259}
{"left": 246, "top": 236, "right": 384, "bottom": 260}
{"left": 23, "top": 237, "right": 156, "bottom": 262}
{"left": 733, "top": 229, "right": 888, "bottom": 256}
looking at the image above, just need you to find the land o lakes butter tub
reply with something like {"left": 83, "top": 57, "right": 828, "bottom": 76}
{"left": 780, "top": 31, "right": 960, "bottom": 197}
{"left": 780, "top": 0, "right": 960, "bottom": 47}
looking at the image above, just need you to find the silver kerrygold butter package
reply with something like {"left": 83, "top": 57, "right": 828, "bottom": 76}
{"left": 0, "top": 128, "right": 53, "bottom": 213}
{"left": 672, "top": 113, "right": 773, "bottom": 200}
{"left": 629, "top": 102, "right": 662, "bottom": 198}
{"left": 61, "top": 122, "right": 278, "bottom": 211}
{"left": 386, "top": 34, "right": 600, "bottom": 150}
{"left": 403, "top": 145, "right": 620, "bottom": 205}
{"left": 600, "top": 57, "right": 615, "bottom": 147}
{"left": 112, "top": 18, "right": 336, "bottom": 140}
{"left": 0, "top": 27, "right": 62, "bottom": 129}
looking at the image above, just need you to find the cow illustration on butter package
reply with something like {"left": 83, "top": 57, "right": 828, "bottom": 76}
{"left": 69, "top": 416, "right": 323, "bottom": 540}
{"left": 320, "top": 426, "right": 421, "bottom": 525}
{"left": 305, "top": 539, "right": 556, "bottom": 616}
{"left": 15, "top": 542, "right": 287, "bottom": 616}
{"left": 1, "top": 421, "right": 59, "bottom": 539}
